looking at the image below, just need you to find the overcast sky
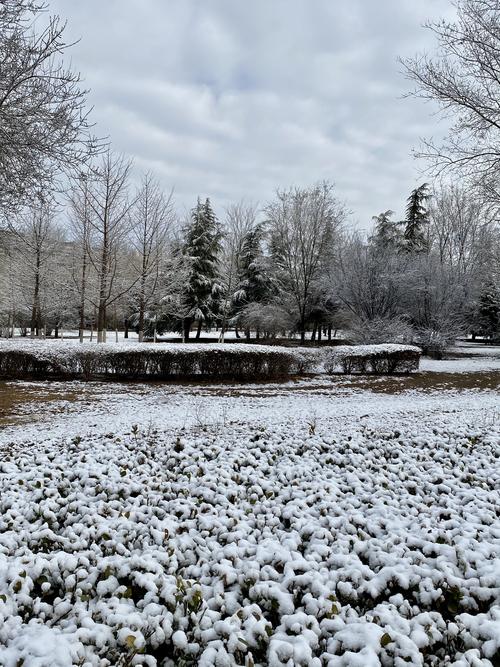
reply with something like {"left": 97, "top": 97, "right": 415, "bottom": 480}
{"left": 50, "top": 0, "right": 455, "bottom": 228}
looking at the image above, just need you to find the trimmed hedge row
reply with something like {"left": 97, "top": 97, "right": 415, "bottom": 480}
{"left": 0, "top": 342, "right": 302, "bottom": 381}
{"left": 324, "top": 344, "right": 421, "bottom": 375}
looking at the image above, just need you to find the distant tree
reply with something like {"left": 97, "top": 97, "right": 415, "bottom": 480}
{"left": 267, "top": 182, "right": 344, "bottom": 344}
{"left": 336, "top": 232, "right": 407, "bottom": 322}
{"left": 181, "top": 198, "right": 223, "bottom": 341}
{"left": 217, "top": 202, "right": 258, "bottom": 342}
{"left": 477, "top": 281, "right": 500, "bottom": 338}
{"left": 0, "top": 1, "right": 97, "bottom": 211}
{"left": 8, "top": 194, "right": 60, "bottom": 336}
{"left": 401, "top": 183, "right": 430, "bottom": 253}
{"left": 82, "top": 151, "right": 136, "bottom": 343}
{"left": 129, "top": 173, "right": 174, "bottom": 342}
{"left": 370, "top": 210, "right": 400, "bottom": 249}
{"left": 233, "top": 222, "right": 275, "bottom": 339}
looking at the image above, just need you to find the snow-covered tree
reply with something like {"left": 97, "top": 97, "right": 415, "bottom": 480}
{"left": 401, "top": 183, "right": 430, "bottom": 253}
{"left": 370, "top": 210, "right": 401, "bottom": 250}
{"left": 267, "top": 182, "right": 344, "bottom": 344}
{"left": 181, "top": 198, "right": 223, "bottom": 341}
{"left": 129, "top": 174, "right": 174, "bottom": 342}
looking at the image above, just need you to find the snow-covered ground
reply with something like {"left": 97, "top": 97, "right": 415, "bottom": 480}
{"left": 0, "top": 347, "right": 498, "bottom": 666}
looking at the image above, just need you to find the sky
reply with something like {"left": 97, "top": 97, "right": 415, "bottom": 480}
{"left": 49, "top": 0, "right": 456, "bottom": 229}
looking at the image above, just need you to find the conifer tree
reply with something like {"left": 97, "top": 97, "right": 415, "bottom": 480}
{"left": 233, "top": 223, "right": 274, "bottom": 338}
{"left": 477, "top": 281, "right": 500, "bottom": 339}
{"left": 371, "top": 210, "right": 400, "bottom": 249}
{"left": 181, "top": 198, "right": 223, "bottom": 340}
{"left": 401, "top": 183, "right": 430, "bottom": 253}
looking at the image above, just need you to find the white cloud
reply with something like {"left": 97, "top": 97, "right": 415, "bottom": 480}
{"left": 50, "top": 0, "right": 456, "bottom": 227}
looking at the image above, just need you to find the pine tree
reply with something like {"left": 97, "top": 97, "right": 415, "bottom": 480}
{"left": 233, "top": 223, "right": 274, "bottom": 338}
{"left": 401, "top": 183, "right": 430, "bottom": 253}
{"left": 371, "top": 210, "right": 400, "bottom": 249}
{"left": 182, "top": 198, "right": 223, "bottom": 340}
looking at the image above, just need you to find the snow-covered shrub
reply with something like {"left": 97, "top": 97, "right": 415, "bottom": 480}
{"left": 324, "top": 344, "right": 421, "bottom": 375}
{"left": 0, "top": 413, "right": 498, "bottom": 665}
{"left": 0, "top": 341, "right": 304, "bottom": 381}
{"left": 289, "top": 348, "right": 323, "bottom": 374}
{"left": 350, "top": 316, "right": 415, "bottom": 345}
{"left": 414, "top": 327, "right": 458, "bottom": 359}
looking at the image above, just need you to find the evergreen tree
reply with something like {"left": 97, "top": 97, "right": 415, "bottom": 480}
{"left": 477, "top": 281, "right": 500, "bottom": 339}
{"left": 233, "top": 223, "right": 274, "bottom": 338}
{"left": 181, "top": 198, "right": 223, "bottom": 340}
{"left": 401, "top": 183, "right": 430, "bottom": 253}
{"left": 370, "top": 210, "right": 400, "bottom": 249}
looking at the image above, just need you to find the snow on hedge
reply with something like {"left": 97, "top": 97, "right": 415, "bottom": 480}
{"left": 324, "top": 344, "right": 421, "bottom": 374}
{"left": 0, "top": 340, "right": 308, "bottom": 381}
{"left": 0, "top": 340, "right": 423, "bottom": 381}
{"left": 0, "top": 413, "right": 498, "bottom": 666}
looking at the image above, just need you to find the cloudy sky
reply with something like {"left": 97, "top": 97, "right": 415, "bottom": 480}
{"left": 50, "top": 0, "right": 455, "bottom": 228}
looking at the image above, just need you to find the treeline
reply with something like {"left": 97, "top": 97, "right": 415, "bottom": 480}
{"left": 0, "top": 171, "right": 499, "bottom": 350}
{"left": 0, "top": 0, "right": 499, "bottom": 349}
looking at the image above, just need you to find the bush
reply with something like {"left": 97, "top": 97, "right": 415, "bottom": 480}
{"left": 350, "top": 316, "right": 415, "bottom": 345}
{"left": 324, "top": 344, "right": 421, "bottom": 375}
{"left": 413, "top": 328, "right": 457, "bottom": 359}
{"left": 0, "top": 341, "right": 302, "bottom": 382}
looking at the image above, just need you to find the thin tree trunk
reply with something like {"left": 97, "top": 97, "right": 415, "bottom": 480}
{"left": 31, "top": 249, "right": 41, "bottom": 338}
{"left": 97, "top": 229, "right": 109, "bottom": 343}
{"left": 183, "top": 318, "right": 191, "bottom": 342}
{"left": 196, "top": 320, "right": 202, "bottom": 339}
{"left": 79, "top": 244, "right": 87, "bottom": 344}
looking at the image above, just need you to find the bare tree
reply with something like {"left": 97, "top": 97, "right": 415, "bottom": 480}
{"left": 266, "top": 182, "right": 344, "bottom": 344}
{"left": 0, "top": 1, "right": 97, "bottom": 211}
{"left": 429, "top": 184, "right": 492, "bottom": 279}
{"left": 218, "top": 201, "right": 258, "bottom": 342}
{"left": 83, "top": 152, "right": 135, "bottom": 343}
{"left": 8, "top": 194, "right": 60, "bottom": 336}
{"left": 336, "top": 232, "right": 408, "bottom": 323}
{"left": 69, "top": 172, "right": 93, "bottom": 342}
{"left": 130, "top": 173, "right": 174, "bottom": 342}
{"left": 401, "top": 0, "right": 500, "bottom": 180}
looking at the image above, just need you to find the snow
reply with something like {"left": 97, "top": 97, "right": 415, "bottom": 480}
{"left": 0, "top": 343, "right": 498, "bottom": 665}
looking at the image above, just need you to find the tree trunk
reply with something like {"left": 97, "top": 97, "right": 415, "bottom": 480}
{"left": 97, "top": 231, "right": 109, "bottom": 343}
{"left": 54, "top": 324, "right": 59, "bottom": 338}
{"left": 196, "top": 320, "right": 202, "bottom": 339}
{"left": 97, "top": 302, "right": 107, "bottom": 343}
{"left": 328, "top": 325, "right": 332, "bottom": 341}
{"left": 311, "top": 323, "right": 317, "bottom": 341}
{"left": 318, "top": 326, "right": 322, "bottom": 343}
{"left": 78, "top": 245, "right": 87, "bottom": 344}
{"left": 124, "top": 318, "right": 129, "bottom": 339}
{"left": 245, "top": 328, "right": 251, "bottom": 341}
{"left": 235, "top": 326, "right": 240, "bottom": 339}
{"left": 183, "top": 318, "right": 191, "bottom": 342}
{"left": 31, "top": 249, "right": 41, "bottom": 338}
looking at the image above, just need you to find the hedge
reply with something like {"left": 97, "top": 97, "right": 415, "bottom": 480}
{"left": 0, "top": 341, "right": 305, "bottom": 381}
{"left": 324, "top": 344, "right": 421, "bottom": 375}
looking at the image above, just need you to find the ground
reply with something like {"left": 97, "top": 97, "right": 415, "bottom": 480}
{"left": 0, "top": 343, "right": 498, "bottom": 666}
